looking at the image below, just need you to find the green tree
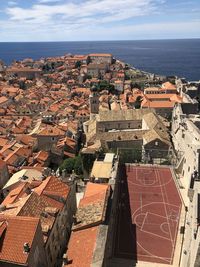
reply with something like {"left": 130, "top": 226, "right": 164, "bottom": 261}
{"left": 59, "top": 158, "right": 76, "bottom": 173}
{"left": 134, "top": 96, "right": 143, "bottom": 109}
{"left": 75, "top": 61, "right": 82, "bottom": 69}
{"left": 81, "top": 153, "right": 96, "bottom": 173}
{"left": 120, "top": 149, "right": 142, "bottom": 163}
{"left": 59, "top": 156, "right": 83, "bottom": 175}
{"left": 96, "top": 80, "right": 115, "bottom": 94}
{"left": 74, "top": 155, "right": 83, "bottom": 175}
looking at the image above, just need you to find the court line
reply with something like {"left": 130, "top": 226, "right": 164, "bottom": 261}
{"left": 127, "top": 175, "right": 173, "bottom": 188}
{"left": 131, "top": 201, "right": 180, "bottom": 220}
{"left": 136, "top": 169, "right": 157, "bottom": 186}
{"left": 140, "top": 192, "right": 143, "bottom": 213}
{"left": 126, "top": 166, "right": 181, "bottom": 264}
{"left": 169, "top": 205, "right": 182, "bottom": 264}
{"left": 160, "top": 222, "right": 170, "bottom": 235}
{"left": 134, "top": 254, "right": 172, "bottom": 260}
{"left": 162, "top": 172, "right": 181, "bottom": 250}
{"left": 140, "top": 228, "right": 171, "bottom": 241}
{"left": 162, "top": 177, "right": 182, "bottom": 258}
{"left": 145, "top": 211, "right": 169, "bottom": 219}
{"left": 137, "top": 241, "right": 172, "bottom": 264}
{"left": 156, "top": 168, "right": 174, "bottom": 264}
{"left": 140, "top": 212, "right": 148, "bottom": 229}
{"left": 128, "top": 195, "right": 182, "bottom": 209}
{"left": 138, "top": 211, "right": 172, "bottom": 230}
{"left": 162, "top": 178, "right": 176, "bottom": 231}
{"left": 117, "top": 213, "right": 173, "bottom": 264}
{"left": 117, "top": 249, "right": 172, "bottom": 262}
{"left": 134, "top": 213, "right": 146, "bottom": 228}
{"left": 125, "top": 166, "right": 166, "bottom": 171}
{"left": 128, "top": 191, "right": 163, "bottom": 195}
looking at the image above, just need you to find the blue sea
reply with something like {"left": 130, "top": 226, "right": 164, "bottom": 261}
{"left": 0, "top": 39, "right": 200, "bottom": 81}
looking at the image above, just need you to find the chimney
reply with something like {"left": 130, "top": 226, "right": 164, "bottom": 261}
{"left": 23, "top": 242, "right": 30, "bottom": 253}
{"left": 63, "top": 254, "right": 69, "bottom": 265}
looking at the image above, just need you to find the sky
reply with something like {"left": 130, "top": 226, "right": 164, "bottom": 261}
{"left": 0, "top": 0, "right": 200, "bottom": 42}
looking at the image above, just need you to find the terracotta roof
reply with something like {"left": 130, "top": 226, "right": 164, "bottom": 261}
{"left": 0, "top": 96, "right": 9, "bottom": 104}
{"left": 37, "top": 127, "right": 65, "bottom": 136}
{"left": 142, "top": 100, "right": 175, "bottom": 108}
{"left": 1, "top": 182, "right": 30, "bottom": 206}
{"left": 98, "top": 108, "right": 154, "bottom": 121}
{"left": 0, "top": 215, "right": 40, "bottom": 265}
{"left": 34, "top": 176, "right": 70, "bottom": 200}
{"left": 144, "top": 94, "right": 179, "bottom": 100}
{"left": 15, "top": 134, "right": 36, "bottom": 146}
{"left": 6, "top": 67, "right": 41, "bottom": 72}
{"left": 17, "top": 192, "right": 62, "bottom": 217}
{"left": 89, "top": 53, "right": 112, "bottom": 57}
{"left": 144, "top": 87, "right": 161, "bottom": 91}
{"left": 66, "top": 226, "right": 99, "bottom": 267}
{"left": 162, "top": 81, "right": 177, "bottom": 90}
{"left": 73, "top": 183, "right": 109, "bottom": 231}
{"left": 35, "top": 150, "right": 49, "bottom": 162}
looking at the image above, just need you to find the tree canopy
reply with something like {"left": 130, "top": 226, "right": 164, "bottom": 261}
{"left": 59, "top": 155, "right": 83, "bottom": 175}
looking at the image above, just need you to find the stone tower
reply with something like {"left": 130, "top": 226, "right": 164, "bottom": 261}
{"left": 89, "top": 89, "right": 99, "bottom": 117}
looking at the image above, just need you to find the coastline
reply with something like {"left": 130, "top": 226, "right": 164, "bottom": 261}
{"left": 0, "top": 39, "right": 199, "bottom": 80}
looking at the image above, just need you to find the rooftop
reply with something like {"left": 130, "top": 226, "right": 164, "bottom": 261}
{"left": 73, "top": 182, "right": 109, "bottom": 231}
{"left": 98, "top": 108, "right": 154, "bottom": 122}
{"left": 0, "top": 215, "right": 40, "bottom": 265}
{"left": 66, "top": 226, "right": 99, "bottom": 267}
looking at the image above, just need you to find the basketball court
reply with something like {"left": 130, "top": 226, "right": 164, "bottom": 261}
{"left": 115, "top": 165, "right": 182, "bottom": 265}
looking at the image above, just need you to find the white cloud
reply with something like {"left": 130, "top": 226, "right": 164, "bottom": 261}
{"left": 6, "top": 0, "right": 159, "bottom": 23}
{"left": 38, "top": 0, "right": 63, "bottom": 3}
{"left": 0, "top": 0, "right": 199, "bottom": 41}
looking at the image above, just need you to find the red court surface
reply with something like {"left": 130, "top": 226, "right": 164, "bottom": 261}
{"left": 115, "top": 165, "right": 182, "bottom": 265}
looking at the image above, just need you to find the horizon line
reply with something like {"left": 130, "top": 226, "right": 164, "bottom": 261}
{"left": 0, "top": 37, "right": 200, "bottom": 43}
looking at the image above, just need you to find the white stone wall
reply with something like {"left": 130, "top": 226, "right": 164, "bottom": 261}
{"left": 172, "top": 105, "right": 200, "bottom": 189}
{"left": 181, "top": 182, "right": 200, "bottom": 267}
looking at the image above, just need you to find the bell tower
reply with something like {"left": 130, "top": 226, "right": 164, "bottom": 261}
{"left": 89, "top": 86, "right": 99, "bottom": 117}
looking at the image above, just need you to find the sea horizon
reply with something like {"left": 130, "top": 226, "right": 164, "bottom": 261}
{"left": 0, "top": 37, "right": 199, "bottom": 43}
{"left": 0, "top": 39, "right": 200, "bottom": 81}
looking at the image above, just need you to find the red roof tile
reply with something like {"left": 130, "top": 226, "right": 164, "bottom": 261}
{"left": 0, "top": 216, "right": 40, "bottom": 265}
{"left": 34, "top": 176, "right": 70, "bottom": 200}
{"left": 66, "top": 226, "right": 99, "bottom": 267}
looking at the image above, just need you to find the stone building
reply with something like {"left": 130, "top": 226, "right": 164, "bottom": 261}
{"left": 6, "top": 67, "right": 42, "bottom": 80}
{"left": 0, "top": 216, "right": 47, "bottom": 267}
{"left": 0, "top": 175, "right": 77, "bottom": 267}
{"left": 32, "top": 127, "right": 65, "bottom": 152}
{"left": 63, "top": 182, "right": 112, "bottom": 267}
{"left": 90, "top": 153, "right": 115, "bottom": 183}
{"left": 171, "top": 102, "right": 200, "bottom": 189}
{"left": 83, "top": 109, "right": 171, "bottom": 161}
{"left": 0, "top": 159, "right": 9, "bottom": 190}
{"left": 87, "top": 63, "right": 109, "bottom": 78}
{"left": 181, "top": 179, "right": 200, "bottom": 267}
{"left": 89, "top": 92, "right": 100, "bottom": 117}
{"left": 88, "top": 53, "right": 113, "bottom": 64}
{"left": 2, "top": 168, "right": 44, "bottom": 196}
